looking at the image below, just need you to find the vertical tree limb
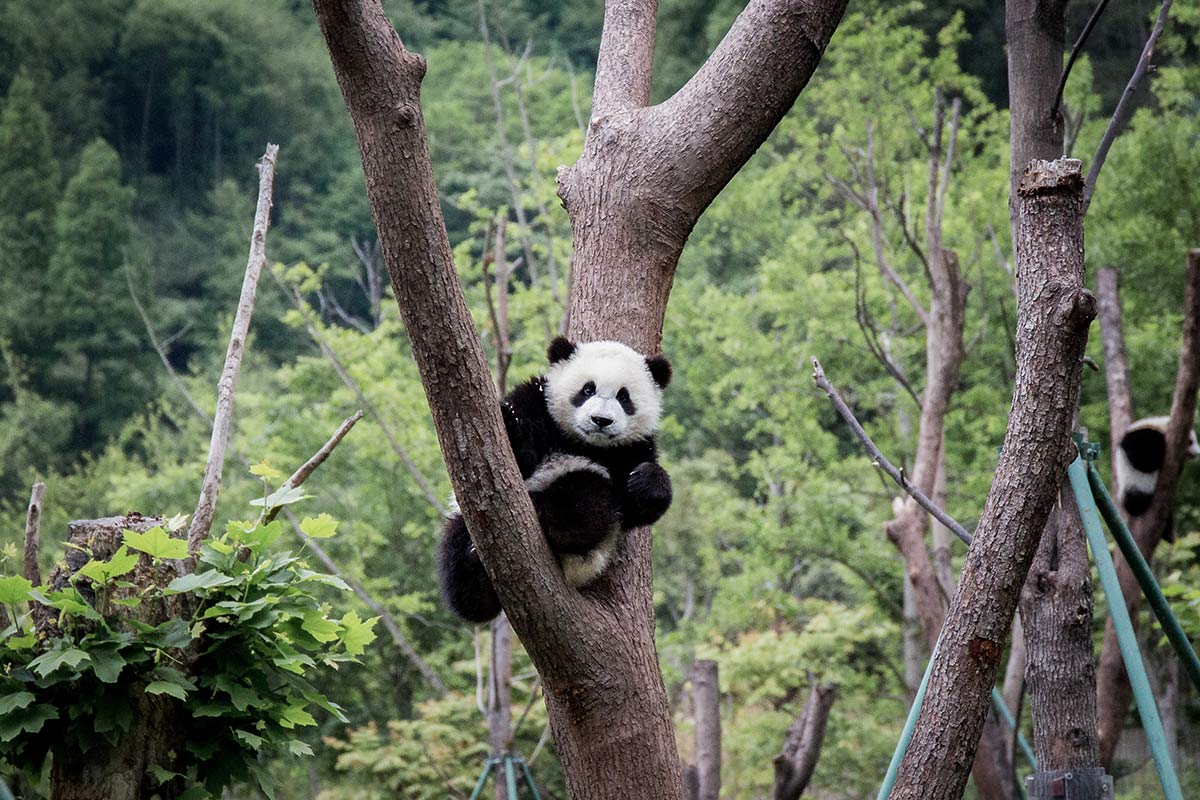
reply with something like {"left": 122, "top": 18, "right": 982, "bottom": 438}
{"left": 187, "top": 144, "right": 278, "bottom": 554}
{"left": 889, "top": 158, "right": 1096, "bottom": 799}
{"left": 691, "top": 660, "right": 721, "bottom": 800}
{"left": 591, "top": 0, "right": 658, "bottom": 118}
{"left": 1095, "top": 267, "right": 1135, "bottom": 482}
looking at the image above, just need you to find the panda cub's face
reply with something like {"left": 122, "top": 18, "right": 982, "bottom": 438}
{"left": 544, "top": 337, "right": 671, "bottom": 447}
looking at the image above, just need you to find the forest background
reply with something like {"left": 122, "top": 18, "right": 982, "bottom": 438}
{"left": 0, "top": 0, "right": 1198, "bottom": 797}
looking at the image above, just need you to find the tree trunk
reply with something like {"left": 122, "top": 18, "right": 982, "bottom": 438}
{"left": 1094, "top": 251, "right": 1200, "bottom": 767}
{"left": 691, "top": 660, "right": 720, "bottom": 800}
{"left": 44, "top": 515, "right": 188, "bottom": 800}
{"left": 309, "top": 1, "right": 849, "bottom": 797}
{"left": 889, "top": 158, "right": 1096, "bottom": 799}
{"left": 1019, "top": 483, "right": 1101, "bottom": 772}
{"left": 488, "top": 614, "right": 513, "bottom": 800}
{"left": 1005, "top": 0, "right": 1067, "bottom": 250}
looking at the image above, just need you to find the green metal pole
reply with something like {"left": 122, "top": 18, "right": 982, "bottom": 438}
{"left": 877, "top": 639, "right": 938, "bottom": 800}
{"left": 517, "top": 758, "right": 543, "bottom": 800}
{"left": 0, "top": 778, "right": 13, "bottom": 800}
{"left": 504, "top": 755, "right": 519, "bottom": 799}
{"left": 1068, "top": 457, "right": 1183, "bottom": 800}
{"left": 1086, "top": 460, "right": 1200, "bottom": 695}
{"left": 468, "top": 759, "right": 493, "bottom": 800}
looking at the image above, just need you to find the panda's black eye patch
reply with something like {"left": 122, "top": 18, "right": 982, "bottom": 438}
{"left": 616, "top": 387, "right": 636, "bottom": 416}
{"left": 571, "top": 381, "right": 596, "bottom": 408}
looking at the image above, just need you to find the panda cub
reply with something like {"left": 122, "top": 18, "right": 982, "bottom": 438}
{"left": 438, "top": 336, "right": 673, "bottom": 623}
{"left": 1116, "top": 416, "right": 1200, "bottom": 539}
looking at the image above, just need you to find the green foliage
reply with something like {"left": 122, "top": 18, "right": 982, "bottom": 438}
{"left": 0, "top": 502, "right": 377, "bottom": 798}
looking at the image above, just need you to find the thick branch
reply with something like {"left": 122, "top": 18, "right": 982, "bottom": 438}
{"left": 263, "top": 411, "right": 364, "bottom": 524}
{"left": 187, "top": 144, "right": 278, "bottom": 553}
{"left": 890, "top": 158, "right": 1096, "bottom": 799}
{"left": 773, "top": 682, "right": 836, "bottom": 800}
{"left": 591, "top": 0, "right": 658, "bottom": 118}
{"left": 1083, "top": 0, "right": 1173, "bottom": 210}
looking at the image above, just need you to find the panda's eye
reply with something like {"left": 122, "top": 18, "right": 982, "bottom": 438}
{"left": 616, "top": 388, "right": 630, "bottom": 403}
{"left": 582, "top": 381, "right": 595, "bottom": 397}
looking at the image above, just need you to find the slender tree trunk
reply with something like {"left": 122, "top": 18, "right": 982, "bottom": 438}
{"left": 889, "top": 158, "right": 1096, "bottom": 799}
{"left": 488, "top": 614, "right": 513, "bottom": 800}
{"left": 1019, "top": 484, "right": 1101, "bottom": 773}
{"left": 691, "top": 660, "right": 720, "bottom": 800}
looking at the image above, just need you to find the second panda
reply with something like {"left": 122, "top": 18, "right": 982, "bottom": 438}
{"left": 438, "top": 337, "right": 673, "bottom": 622}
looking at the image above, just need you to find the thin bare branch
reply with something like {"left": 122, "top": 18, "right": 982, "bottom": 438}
{"left": 23, "top": 482, "right": 45, "bottom": 585}
{"left": 188, "top": 144, "right": 278, "bottom": 554}
{"left": 1083, "top": 0, "right": 1173, "bottom": 210}
{"left": 1094, "top": 267, "right": 1135, "bottom": 482}
{"left": 811, "top": 357, "right": 972, "bottom": 545}
{"left": 1054, "top": 0, "right": 1114, "bottom": 118}
{"left": 263, "top": 411, "right": 365, "bottom": 524}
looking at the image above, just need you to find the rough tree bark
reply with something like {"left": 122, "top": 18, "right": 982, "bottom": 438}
{"left": 773, "top": 682, "right": 835, "bottom": 800}
{"left": 309, "top": 1, "right": 848, "bottom": 797}
{"left": 889, "top": 158, "right": 1096, "bottom": 799}
{"left": 691, "top": 660, "right": 720, "bottom": 800}
{"left": 1093, "top": 252, "right": 1200, "bottom": 768}
{"left": 1018, "top": 486, "right": 1102, "bottom": 774}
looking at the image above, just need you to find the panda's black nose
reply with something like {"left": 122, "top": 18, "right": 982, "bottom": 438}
{"left": 591, "top": 415, "right": 614, "bottom": 429}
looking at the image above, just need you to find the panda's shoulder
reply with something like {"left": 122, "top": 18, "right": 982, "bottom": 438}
{"left": 502, "top": 376, "right": 552, "bottom": 424}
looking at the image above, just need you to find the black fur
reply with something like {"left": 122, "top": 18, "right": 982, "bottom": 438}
{"left": 548, "top": 336, "right": 576, "bottom": 364}
{"left": 437, "top": 345, "right": 672, "bottom": 623}
{"left": 437, "top": 514, "right": 502, "bottom": 624}
{"left": 1121, "top": 427, "right": 1167, "bottom": 474}
{"left": 646, "top": 354, "right": 672, "bottom": 388}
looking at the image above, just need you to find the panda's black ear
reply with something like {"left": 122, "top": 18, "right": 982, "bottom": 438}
{"left": 646, "top": 354, "right": 672, "bottom": 389}
{"left": 547, "top": 336, "right": 576, "bottom": 364}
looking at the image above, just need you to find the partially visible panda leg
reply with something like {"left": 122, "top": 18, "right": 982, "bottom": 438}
{"left": 437, "top": 514, "right": 502, "bottom": 623}
{"left": 527, "top": 456, "right": 618, "bottom": 554}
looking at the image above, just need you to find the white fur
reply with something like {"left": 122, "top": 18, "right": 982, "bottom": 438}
{"left": 560, "top": 529, "right": 618, "bottom": 587}
{"left": 525, "top": 454, "right": 609, "bottom": 492}
{"left": 545, "top": 341, "right": 662, "bottom": 447}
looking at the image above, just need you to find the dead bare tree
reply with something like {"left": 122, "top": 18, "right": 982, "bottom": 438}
{"left": 888, "top": 158, "right": 1096, "bottom": 798}
{"left": 1093, "top": 253, "right": 1200, "bottom": 768}
{"left": 690, "top": 659, "right": 721, "bottom": 800}
{"left": 309, "top": 0, "right": 849, "bottom": 795}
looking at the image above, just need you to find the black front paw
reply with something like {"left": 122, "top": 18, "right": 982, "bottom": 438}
{"left": 624, "top": 462, "right": 672, "bottom": 528}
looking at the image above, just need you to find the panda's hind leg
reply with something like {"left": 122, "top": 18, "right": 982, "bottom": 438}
{"left": 528, "top": 459, "right": 618, "bottom": 554}
{"left": 437, "top": 514, "right": 502, "bottom": 623}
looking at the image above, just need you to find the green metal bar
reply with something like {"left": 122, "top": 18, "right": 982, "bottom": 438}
{"left": 990, "top": 686, "right": 1038, "bottom": 771}
{"left": 504, "top": 755, "right": 519, "bottom": 799}
{"left": 517, "top": 757, "right": 543, "bottom": 800}
{"left": 1068, "top": 457, "right": 1182, "bottom": 800}
{"left": 1086, "top": 460, "right": 1200, "bottom": 695}
{"left": 877, "top": 639, "right": 938, "bottom": 800}
{"left": 468, "top": 758, "right": 493, "bottom": 800}
{"left": 0, "top": 777, "right": 13, "bottom": 800}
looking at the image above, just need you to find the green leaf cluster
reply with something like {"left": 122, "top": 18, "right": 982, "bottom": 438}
{"left": 0, "top": 504, "right": 375, "bottom": 798}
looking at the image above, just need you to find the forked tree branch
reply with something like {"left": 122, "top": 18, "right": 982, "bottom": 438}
{"left": 773, "top": 681, "right": 836, "bottom": 800}
{"left": 187, "top": 144, "right": 279, "bottom": 554}
{"left": 1083, "top": 0, "right": 1173, "bottom": 210}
